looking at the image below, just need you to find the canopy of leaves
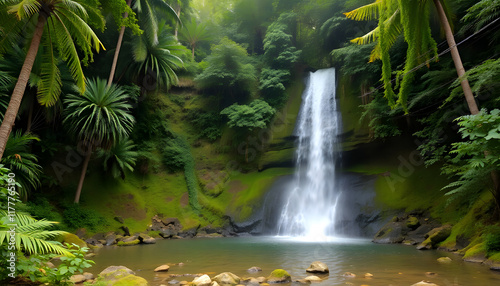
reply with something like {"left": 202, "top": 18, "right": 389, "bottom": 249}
{"left": 221, "top": 99, "right": 275, "bottom": 131}
{"left": 195, "top": 37, "right": 257, "bottom": 101}
{"left": 263, "top": 13, "right": 301, "bottom": 70}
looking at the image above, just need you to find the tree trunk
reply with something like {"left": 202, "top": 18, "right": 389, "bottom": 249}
{"left": 74, "top": 150, "right": 92, "bottom": 204}
{"left": 191, "top": 45, "right": 195, "bottom": 60}
{"left": 433, "top": 0, "right": 479, "bottom": 115}
{"left": 174, "top": 6, "right": 181, "bottom": 38}
{"left": 0, "top": 15, "right": 46, "bottom": 160}
{"left": 107, "top": 0, "right": 133, "bottom": 88}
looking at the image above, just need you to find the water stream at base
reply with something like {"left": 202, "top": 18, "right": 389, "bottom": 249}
{"left": 276, "top": 68, "right": 343, "bottom": 238}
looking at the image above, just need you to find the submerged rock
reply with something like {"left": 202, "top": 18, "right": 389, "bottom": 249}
{"left": 306, "top": 261, "right": 329, "bottom": 273}
{"left": 364, "top": 273, "right": 373, "bottom": 278}
{"left": 154, "top": 264, "right": 170, "bottom": 272}
{"left": 304, "top": 275, "right": 322, "bottom": 282}
{"left": 213, "top": 272, "right": 241, "bottom": 285}
{"left": 247, "top": 266, "right": 262, "bottom": 273}
{"left": 267, "top": 269, "right": 292, "bottom": 283}
{"left": 437, "top": 257, "right": 452, "bottom": 264}
{"left": 411, "top": 281, "right": 439, "bottom": 286}
{"left": 342, "top": 272, "right": 356, "bottom": 278}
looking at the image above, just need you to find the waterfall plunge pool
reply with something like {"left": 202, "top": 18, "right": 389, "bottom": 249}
{"left": 90, "top": 236, "right": 500, "bottom": 285}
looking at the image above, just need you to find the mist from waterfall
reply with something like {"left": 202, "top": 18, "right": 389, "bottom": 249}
{"left": 276, "top": 68, "right": 342, "bottom": 239}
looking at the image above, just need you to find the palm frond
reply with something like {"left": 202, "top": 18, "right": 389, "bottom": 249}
{"left": 7, "top": 0, "right": 40, "bottom": 20}
{"left": 37, "top": 22, "right": 62, "bottom": 107}
{"left": 344, "top": 0, "right": 381, "bottom": 21}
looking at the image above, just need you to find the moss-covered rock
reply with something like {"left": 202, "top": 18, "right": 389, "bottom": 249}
{"left": 406, "top": 216, "right": 420, "bottom": 230}
{"left": 117, "top": 239, "right": 140, "bottom": 246}
{"left": 267, "top": 269, "right": 291, "bottom": 284}
{"left": 59, "top": 233, "right": 87, "bottom": 248}
{"left": 95, "top": 266, "right": 148, "bottom": 286}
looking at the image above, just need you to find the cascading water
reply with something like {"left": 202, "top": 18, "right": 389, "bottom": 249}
{"left": 277, "top": 68, "right": 342, "bottom": 238}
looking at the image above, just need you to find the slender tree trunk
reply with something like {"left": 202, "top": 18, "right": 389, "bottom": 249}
{"left": 0, "top": 15, "right": 46, "bottom": 160}
{"left": 433, "top": 0, "right": 479, "bottom": 115}
{"left": 174, "top": 6, "right": 181, "bottom": 38}
{"left": 74, "top": 150, "right": 92, "bottom": 204}
{"left": 191, "top": 45, "right": 195, "bottom": 60}
{"left": 107, "top": 0, "right": 133, "bottom": 88}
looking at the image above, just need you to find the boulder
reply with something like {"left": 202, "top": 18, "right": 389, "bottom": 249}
{"left": 255, "top": 277, "right": 266, "bottom": 283}
{"left": 60, "top": 233, "right": 87, "bottom": 248}
{"left": 83, "top": 272, "right": 94, "bottom": 280}
{"left": 417, "top": 225, "right": 452, "bottom": 249}
{"left": 212, "top": 282, "right": 221, "bottom": 286}
{"left": 406, "top": 216, "right": 421, "bottom": 230}
{"left": 192, "top": 274, "right": 212, "bottom": 286}
{"left": 304, "top": 275, "right": 322, "bottom": 282}
{"left": 245, "top": 278, "right": 260, "bottom": 285}
{"left": 97, "top": 266, "right": 148, "bottom": 286}
{"left": 117, "top": 239, "right": 140, "bottom": 246}
{"left": 100, "top": 266, "right": 135, "bottom": 276}
{"left": 105, "top": 233, "right": 117, "bottom": 246}
{"left": 306, "top": 261, "right": 329, "bottom": 273}
{"left": 213, "top": 272, "right": 241, "bottom": 285}
{"left": 139, "top": 233, "right": 156, "bottom": 244}
{"left": 247, "top": 266, "right": 262, "bottom": 273}
{"left": 154, "top": 265, "right": 170, "bottom": 272}
{"left": 267, "top": 269, "right": 291, "bottom": 284}
{"left": 120, "top": 226, "right": 131, "bottom": 236}
{"left": 437, "top": 257, "right": 452, "bottom": 264}
{"left": 70, "top": 274, "right": 86, "bottom": 283}
{"left": 411, "top": 281, "right": 438, "bottom": 286}
{"left": 373, "top": 222, "right": 406, "bottom": 244}
{"left": 364, "top": 273, "right": 374, "bottom": 278}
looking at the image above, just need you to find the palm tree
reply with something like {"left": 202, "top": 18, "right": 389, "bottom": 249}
{"left": 97, "top": 138, "right": 138, "bottom": 179}
{"left": 2, "top": 131, "right": 43, "bottom": 200}
{"left": 345, "top": 0, "right": 478, "bottom": 115}
{"left": 107, "top": 0, "right": 180, "bottom": 87}
{"left": 124, "top": 20, "right": 186, "bottom": 89}
{"left": 178, "top": 18, "right": 212, "bottom": 60}
{"left": 0, "top": 0, "right": 103, "bottom": 160}
{"left": 63, "top": 78, "right": 135, "bottom": 203}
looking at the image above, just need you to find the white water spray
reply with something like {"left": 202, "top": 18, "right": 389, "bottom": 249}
{"left": 277, "top": 68, "right": 342, "bottom": 239}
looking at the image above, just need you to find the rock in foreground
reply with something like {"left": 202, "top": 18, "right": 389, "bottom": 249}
{"left": 267, "top": 269, "right": 292, "bottom": 283}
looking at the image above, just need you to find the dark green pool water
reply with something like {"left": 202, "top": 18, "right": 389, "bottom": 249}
{"left": 90, "top": 237, "right": 500, "bottom": 285}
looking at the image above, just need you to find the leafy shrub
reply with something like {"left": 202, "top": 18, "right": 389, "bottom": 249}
{"left": 62, "top": 204, "right": 107, "bottom": 231}
{"left": 485, "top": 226, "right": 500, "bottom": 254}
{"left": 162, "top": 137, "right": 191, "bottom": 171}
{"left": 27, "top": 197, "right": 63, "bottom": 222}
{"left": 187, "top": 109, "right": 223, "bottom": 141}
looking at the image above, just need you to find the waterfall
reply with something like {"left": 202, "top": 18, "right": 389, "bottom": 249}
{"left": 277, "top": 68, "right": 342, "bottom": 238}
